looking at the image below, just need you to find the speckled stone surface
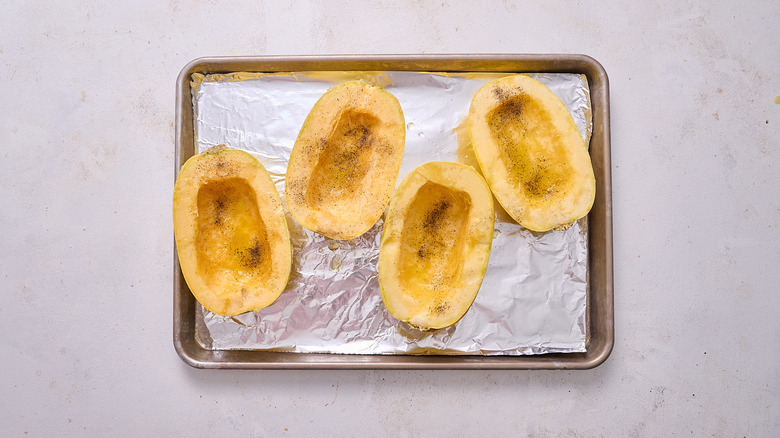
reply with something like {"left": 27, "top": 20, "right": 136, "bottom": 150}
{"left": 1, "top": 1, "right": 778, "bottom": 436}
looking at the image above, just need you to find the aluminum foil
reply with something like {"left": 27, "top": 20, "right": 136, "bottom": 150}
{"left": 191, "top": 71, "right": 591, "bottom": 355}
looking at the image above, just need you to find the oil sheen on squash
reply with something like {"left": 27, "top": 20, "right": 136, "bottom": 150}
{"left": 468, "top": 74, "right": 596, "bottom": 232}
{"left": 378, "top": 161, "right": 494, "bottom": 330}
{"left": 173, "top": 145, "right": 292, "bottom": 316}
{"left": 195, "top": 178, "right": 272, "bottom": 289}
{"left": 286, "top": 80, "right": 405, "bottom": 240}
{"left": 398, "top": 181, "right": 471, "bottom": 303}
{"left": 304, "top": 110, "right": 379, "bottom": 211}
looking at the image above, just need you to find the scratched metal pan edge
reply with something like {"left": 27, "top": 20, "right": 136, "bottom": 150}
{"left": 173, "top": 54, "right": 613, "bottom": 370}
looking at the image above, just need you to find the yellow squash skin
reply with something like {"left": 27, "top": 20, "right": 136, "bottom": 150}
{"left": 468, "top": 75, "right": 596, "bottom": 232}
{"left": 173, "top": 146, "right": 292, "bottom": 316}
{"left": 285, "top": 80, "right": 405, "bottom": 240}
{"left": 378, "top": 161, "right": 494, "bottom": 330}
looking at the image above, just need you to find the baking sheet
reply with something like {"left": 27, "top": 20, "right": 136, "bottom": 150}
{"left": 190, "top": 70, "right": 591, "bottom": 355}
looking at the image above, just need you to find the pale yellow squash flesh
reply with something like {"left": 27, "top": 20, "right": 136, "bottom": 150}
{"left": 173, "top": 146, "right": 292, "bottom": 316}
{"left": 378, "top": 161, "right": 494, "bottom": 330}
{"left": 468, "top": 75, "right": 596, "bottom": 232}
{"left": 286, "top": 80, "right": 405, "bottom": 240}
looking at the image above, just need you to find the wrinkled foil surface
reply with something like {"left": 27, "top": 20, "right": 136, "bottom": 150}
{"left": 191, "top": 71, "right": 591, "bottom": 355}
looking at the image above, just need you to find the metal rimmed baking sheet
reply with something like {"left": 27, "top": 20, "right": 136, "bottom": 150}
{"left": 174, "top": 54, "right": 613, "bottom": 369}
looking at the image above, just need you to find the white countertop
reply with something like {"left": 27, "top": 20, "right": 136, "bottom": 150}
{"left": 2, "top": 1, "right": 778, "bottom": 436}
